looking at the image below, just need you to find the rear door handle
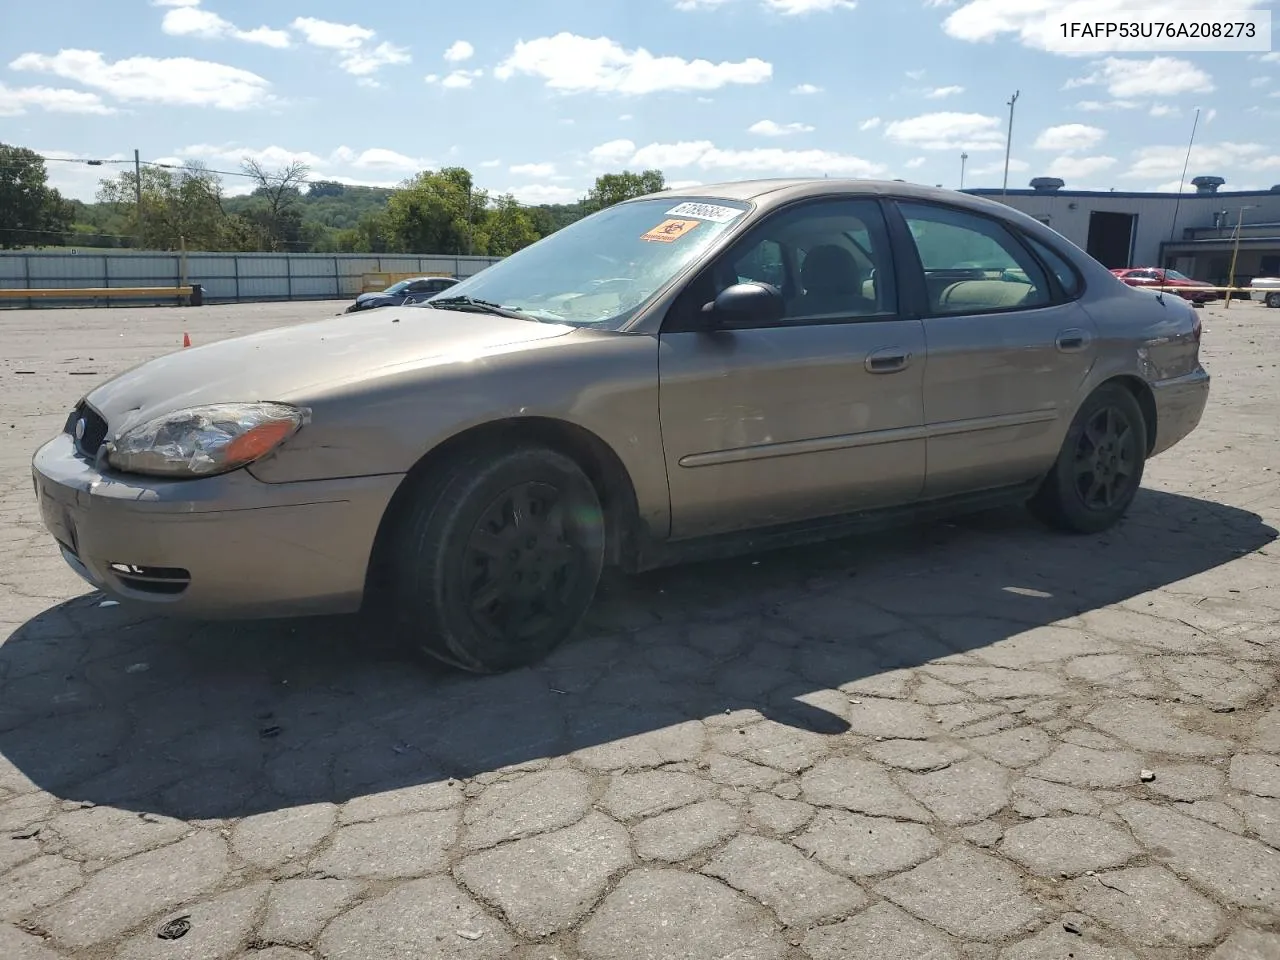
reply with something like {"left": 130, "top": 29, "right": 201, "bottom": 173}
{"left": 1055, "top": 328, "right": 1090, "bottom": 353}
{"left": 865, "top": 348, "right": 912, "bottom": 373}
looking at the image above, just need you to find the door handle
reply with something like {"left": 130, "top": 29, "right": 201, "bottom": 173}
{"left": 865, "top": 348, "right": 912, "bottom": 373}
{"left": 1055, "top": 328, "right": 1090, "bottom": 353}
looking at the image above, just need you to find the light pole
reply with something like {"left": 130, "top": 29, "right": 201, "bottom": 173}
{"left": 1001, "top": 91, "right": 1019, "bottom": 198}
{"left": 960, "top": 152, "right": 968, "bottom": 190}
{"left": 1225, "top": 204, "right": 1257, "bottom": 310}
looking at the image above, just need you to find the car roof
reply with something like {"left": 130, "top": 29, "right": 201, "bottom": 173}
{"left": 631, "top": 178, "right": 1029, "bottom": 218}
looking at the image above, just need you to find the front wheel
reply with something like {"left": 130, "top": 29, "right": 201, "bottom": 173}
{"left": 1028, "top": 384, "right": 1148, "bottom": 534}
{"left": 390, "top": 445, "right": 606, "bottom": 673}
{"left": 1266, "top": 292, "right": 1280, "bottom": 308}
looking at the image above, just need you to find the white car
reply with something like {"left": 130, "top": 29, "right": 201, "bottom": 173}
{"left": 1251, "top": 277, "right": 1280, "bottom": 308}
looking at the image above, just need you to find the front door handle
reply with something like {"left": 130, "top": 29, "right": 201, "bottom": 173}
{"left": 865, "top": 348, "right": 912, "bottom": 374}
{"left": 1056, "top": 328, "right": 1090, "bottom": 353}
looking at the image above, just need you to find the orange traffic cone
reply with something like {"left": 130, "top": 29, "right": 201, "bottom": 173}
{"left": 182, "top": 332, "right": 191, "bottom": 348}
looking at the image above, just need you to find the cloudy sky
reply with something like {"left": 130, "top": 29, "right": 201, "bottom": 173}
{"left": 2, "top": 0, "right": 1278, "bottom": 205}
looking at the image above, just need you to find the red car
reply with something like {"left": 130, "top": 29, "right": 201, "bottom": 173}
{"left": 1110, "top": 267, "right": 1219, "bottom": 304}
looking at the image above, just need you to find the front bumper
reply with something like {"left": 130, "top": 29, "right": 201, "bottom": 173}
{"left": 1149, "top": 366, "right": 1210, "bottom": 458}
{"left": 32, "top": 433, "right": 403, "bottom": 618}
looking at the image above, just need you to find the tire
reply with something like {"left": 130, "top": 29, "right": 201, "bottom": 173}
{"left": 1266, "top": 292, "right": 1280, "bottom": 308}
{"left": 389, "top": 444, "right": 606, "bottom": 674}
{"left": 1028, "top": 383, "right": 1148, "bottom": 535}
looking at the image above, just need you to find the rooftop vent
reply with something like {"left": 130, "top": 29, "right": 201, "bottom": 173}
{"left": 1191, "top": 175, "right": 1225, "bottom": 194}
{"left": 1029, "top": 177, "right": 1065, "bottom": 193}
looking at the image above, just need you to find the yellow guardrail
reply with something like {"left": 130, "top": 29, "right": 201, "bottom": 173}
{"left": 0, "top": 286, "right": 195, "bottom": 300}
{"left": 360, "top": 272, "right": 452, "bottom": 293}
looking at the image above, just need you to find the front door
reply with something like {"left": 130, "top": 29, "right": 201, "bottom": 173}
{"left": 890, "top": 200, "right": 1100, "bottom": 499}
{"left": 658, "top": 196, "right": 927, "bottom": 540}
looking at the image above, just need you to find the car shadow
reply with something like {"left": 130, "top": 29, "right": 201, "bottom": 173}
{"left": 0, "top": 488, "right": 1274, "bottom": 821}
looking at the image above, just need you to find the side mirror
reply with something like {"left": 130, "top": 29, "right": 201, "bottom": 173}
{"left": 704, "top": 281, "right": 785, "bottom": 328}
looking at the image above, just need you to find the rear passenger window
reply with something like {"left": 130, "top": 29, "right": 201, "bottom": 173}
{"left": 1025, "top": 236, "right": 1081, "bottom": 297}
{"left": 899, "top": 202, "right": 1051, "bottom": 315}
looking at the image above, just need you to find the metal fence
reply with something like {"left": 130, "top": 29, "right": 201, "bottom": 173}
{"left": 0, "top": 251, "right": 504, "bottom": 308}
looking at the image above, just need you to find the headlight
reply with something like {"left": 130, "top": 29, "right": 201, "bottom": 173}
{"left": 105, "top": 402, "right": 308, "bottom": 478}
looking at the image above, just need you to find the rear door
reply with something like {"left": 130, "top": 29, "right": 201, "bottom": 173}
{"left": 888, "top": 200, "right": 1099, "bottom": 499}
{"left": 657, "top": 196, "right": 927, "bottom": 539}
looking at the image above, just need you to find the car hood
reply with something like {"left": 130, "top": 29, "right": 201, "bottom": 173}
{"left": 84, "top": 307, "right": 574, "bottom": 434}
{"left": 355, "top": 291, "right": 394, "bottom": 303}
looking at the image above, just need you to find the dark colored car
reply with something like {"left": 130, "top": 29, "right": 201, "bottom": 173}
{"left": 345, "top": 276, "right": 459, "bottom": 313}
{"left": 1110, "top": 268, "right": 1218, "bottom": 304}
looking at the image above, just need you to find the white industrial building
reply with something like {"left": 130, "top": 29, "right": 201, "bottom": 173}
{"left": 966, "top": 175, "right": 1280, "bottom": 289}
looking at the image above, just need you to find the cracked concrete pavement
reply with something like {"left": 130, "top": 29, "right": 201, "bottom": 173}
{"left": 0, "top": 298, "right": 1278, "bottom": 959}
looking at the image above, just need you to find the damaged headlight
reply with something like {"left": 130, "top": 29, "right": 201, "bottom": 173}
{"left": 105, "top": 402, "right": 308, "bottom": 478}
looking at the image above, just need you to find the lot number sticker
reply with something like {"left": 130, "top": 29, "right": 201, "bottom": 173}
{"left": 641, "top": 219, "right": 701, "bottom": 243}
{"left": 665, "top": 202, "right": 742, "bottom": 223}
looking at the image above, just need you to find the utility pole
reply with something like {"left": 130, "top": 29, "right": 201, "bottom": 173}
{"left": 1001, "top": 91, "right": 1019, "bottom": 198}
{"left": 133, "top": 149, "right": 144, "bottom": 239}
{"left": 960, "top": 152, "right": 969, "bottom": 190}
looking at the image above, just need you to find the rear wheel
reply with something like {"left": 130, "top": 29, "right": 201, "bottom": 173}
{"left": 390, "top": 445, "right": 605, "bottom": 673}
{"left": 1028, "top": 384, "right": 1147, "bottom": 534}
{"left": 1266, "top": 292, "right": 1280, "bottom": 308}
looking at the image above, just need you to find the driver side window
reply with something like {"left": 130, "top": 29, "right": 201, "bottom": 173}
{"left": 666, "top": 197, "right": 897, "bottom": 331}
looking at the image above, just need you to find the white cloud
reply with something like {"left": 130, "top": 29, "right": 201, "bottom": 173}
{"left": 906, "top": 69, "right": 926, "bottom": 80}
{"left": 1149, "top": 104, "right": 1179, "bottom": 117}
{"left": 618, "top": 113, "right": 633, "bottom": 120}
{"left": 925, "top": 85, "right": 964, "bottom": 98}
{"left": 0, "top": 83, "right": 116, "bottom": 116}
{"left": 1076, "top": 99, "right": 1142, "bottom": 111}
{"left": 347, "top": 148, "right": 423, "bottom": 170}
{"left": 906, "top": 157, "right": 927, "bottom": 168}
{"left": 494, "top": 33, "right": 772, "bottom": 94}
{"left": 1064, "top": 57, "right": 1213, "bottom": 98}
{"left": 444, "top": 40, "right": 475, "bottom": 62}
{"left": 291, "top": 17, "right": 408, "bottom": 77}
{"left": 290, "top": 17, "right": 373, "bottom": 50}
{"left": 884, "top": 112, "right": 1005, "bottom": 151}
{"left": 667, "top": 179, "right": 703, "bottom": 189}
{"left": 480, "top": 159, "right": 502, "bottom": 168}
{"left": 510, "top": 162, "right": 557, "bottom": 177}
{"left": 160, "top": 3, "right": 290, "bottom": 48}
{"left": 339, "top": 42, "right": 411, "bottom": 76}
{"left": 791, "top": 83, "right": 822, "bottom": 94}
{"left": 1033, "top": 123, "right": 1105, "bottom": 152}
{"left": 859, "top": 117, "right": 881, "bottom": 131}
{"left": 970, "top": 157, "right": 1029, "bottom": 176}
{"left": 1123, "top": 142, "right": 1268, "bottom": 180}
{"left": 10, "top": 49, "right": 273, "bottom": 110}
{"left": 1046, "top": 154, "right": 1117, "bottom": 179}
{"left": 939, "top": 0, "right": 1269, "bottom": 55}
{"left": 589, "top": 137, "right": 885, "bottom": 177}
{"left": 1251, "top": 77, "right": 1271, "bottom": 88}
{"left": 674, "top": 0, "right": 855, "bottom": 11}
{"left": 1260, "top": 52, "right": 1280, "bottom": 63}
{"left": 176, "top": 143, "right": 428, "bottom": 176}
{"left": 748, "top": 119, "right": 815, "bottom": 136}
{"left": 506, "top": 184, "right": 581, "bottom": 204}
{"left": 32, "top": 148, "right": 130, "bottom": 201}
{"left": 427, "top": 69, "right": 482, "bottom": 89}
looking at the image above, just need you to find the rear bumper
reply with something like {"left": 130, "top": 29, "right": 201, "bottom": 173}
{"left": 1149, "top": 366, "right": 1210, "bottom": 458}
{"left": 32, "top": 433, "right": 402, "bottom": 618}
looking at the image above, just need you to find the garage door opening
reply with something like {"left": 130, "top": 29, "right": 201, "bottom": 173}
{"left": 1086, "top": 212, "right": 1137, "bottom": 269}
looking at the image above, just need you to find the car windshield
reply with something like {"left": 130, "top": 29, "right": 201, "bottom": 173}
{"left": 1163, "top": 269, "right": 1193, "bottom": 282}
{"left": 384, "top": 280, "right": 413, "bottom": 294}
{"left": 421, "top": 197, "right": 751, "bottom": 327}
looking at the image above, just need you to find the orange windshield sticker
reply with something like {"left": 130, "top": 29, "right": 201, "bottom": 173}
{"left": 641, "top": 219, "right": 700, "bottom": 243}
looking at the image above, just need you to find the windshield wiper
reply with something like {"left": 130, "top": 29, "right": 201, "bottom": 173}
{"left": 426, "top": 295, "right": 533, "bottom": 321}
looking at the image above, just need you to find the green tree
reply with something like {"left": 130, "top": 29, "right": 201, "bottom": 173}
{"left": 478, "top": 194, "right": 540, "bottom": 256}
{"left": 384, "top": 166, "right": 484, "bottom": 254}
{"left": 585, "top": 169, "right": 665, "bottom": 213}
{"left": 96, "top": 162, "right": 238, "bottom": 250}
{"left": 0, "top": 144, "right": 73, "bottom": 249}
{"left": 241, "top": 159, "right": 311, "bottom": 251}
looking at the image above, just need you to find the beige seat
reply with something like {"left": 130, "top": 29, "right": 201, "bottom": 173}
{"left": 936, "top": 279, "right": 1034, "bottom": 312}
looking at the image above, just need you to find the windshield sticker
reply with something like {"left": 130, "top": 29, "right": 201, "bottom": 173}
{"left": 641, "top": 219, "right": 701, "bottom": 243}
{"left": 664, "top": 202, "right": 742, "bottom": 223}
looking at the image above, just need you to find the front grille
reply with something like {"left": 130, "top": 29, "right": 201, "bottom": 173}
{"left": 65, "top": 402, "right": 108, "bottom": 458}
